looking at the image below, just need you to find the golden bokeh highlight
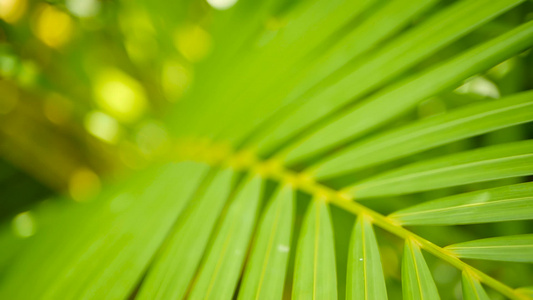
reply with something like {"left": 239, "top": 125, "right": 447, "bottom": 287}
{"left": 94, "top": 68, "right": 148, "bottom": 123}
{"left": 68, "top": 167, "right": 101, "bottom": 202}
{"left": 84, "top": 110, "right": 121, "bottom": 143}
{"left": 0, "top": 0, "right": 27, "bottom": 23}
{"left": 33, "top": 4, "right": 74, "bottom": 48}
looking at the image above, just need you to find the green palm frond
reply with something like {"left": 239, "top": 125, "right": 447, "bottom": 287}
{"left": 1, "top": 0, "right": 532, "bottom": 299}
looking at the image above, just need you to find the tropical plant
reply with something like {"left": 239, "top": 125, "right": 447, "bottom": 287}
{"left": 0, "top": 0, "right": 532, "bottom": 299}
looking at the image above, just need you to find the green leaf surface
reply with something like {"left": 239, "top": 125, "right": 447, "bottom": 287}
{"left": 346, "top": 140, "right": 533, "bottom": 199}
{"left": 238, "top": 185, "right": 294, "bottom": 300}
{"left": 292, "top": 199, "right": 338, "bottom": 299}
{"left": 346, "top": 216, "right": 388, "bottom": 300}
{"left": 281, "top": 19, "right": 533, "bottom": 164}
{"left": 0, "top": 162, "right": 209, "bottom": 300}
{"left": 245, "top": 0, "right": 435, "bottom": 134}
{"left": 285, "top": 0, "right": 436, "bottom": 101}
{"left": 445, "top": 234, "right": 533, "bottom": 263}
{"left": 389, "top": 182, "right": 533, "bottom": 226}
{"left": 251, "top": 0, "right": 524, "bottom": 157}
{"left": 462, "top": 271, "right": 490, "bottom": 300}
{"left": 402, "top": 239, "right": 441, "bottom": 300}
{"left": 137, "top": 167, "right": 234, "bottom": 300}
{"left": 312, "top": 90, "right": 533, "bottom": 180}
{"left": 188, "top": 0, "right": 378, "bottom": 141}
{"left": 188, "top": 174, "right": 263, "bottom": 299}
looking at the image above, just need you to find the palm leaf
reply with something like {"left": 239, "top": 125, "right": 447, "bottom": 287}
{"left": 0, "top": 162, "right": 209, "bottom": 299}
{"left": 137, "top": 167, "right": 234, "bottom": 299}
{"left": 346, "top": 140, "right": 533, "bottom": 198}
{"left": 250, "top": 0, "right": 526, "bottom": 155}
{"left": 311, "top": 90, "right": 533, "bottom": 180}
{"left": 402, "top": 239, "right": 440, "bottom": 300}
{"left": 462, "top": 271, "right": 491, "bottom": 300}
{"left": 188, "top": 175, "right": 263, "bottom": 299}
{"left": 238, "top": 185, "right": 294, "bottom": 300}
{"left": 1, "top": 0, "right": 533, "bottom": 300}
{"left": 292, "top": 199, "right": 337, "bottom": 299}
{"left": 445, "top": 234, "right": 533, "bottom": 263}
{"left": 389, "top": 182, "right": 533, "bottom": 225}
{"left": 280, "top": 20, "right": 533, "bottom": 163}
{"left": 346, "top": 216, "right": 388, "bottom": 300}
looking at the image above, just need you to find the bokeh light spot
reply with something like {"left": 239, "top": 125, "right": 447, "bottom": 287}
{"left": 161, "top": 60, "right": 192, "bottom": 100}
{"left": 69, "top": 167, "right": 101, "bottom": 202}
{"left": 119, "top": 9, "right": 158, "bottom": 65}
{"left": 0, "top": 54, "right": 18, "bottom": 78}
{"left": 34, "top": 4, "right": 74, "bottom": 48}
{"left": 84, "top": 110, "right": 121, "bottom": 143}
{"left": 12, "top": 211, "right": 36, "bottom": 238}
{"left": 174, "top": 25, "right": 212, "bottom": 62}
{"left": 17, "top": 61, "right": 38, "bottom": 87}
{"left": 455, "top": 76, "right": 500, "bottom": 99}
{"left": 66, "top": 0, "right": 100, "bottom": 18}
{"left": 94, "top": 68, "right": 148, "bottom": 123}
{"left": 0, "top": 0, "right": 27, "bottom": 23}
{"left": 206, "top": 0, "right": 238, "bottom": 10}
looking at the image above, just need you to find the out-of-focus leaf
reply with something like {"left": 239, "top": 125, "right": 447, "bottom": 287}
{"left": 188, "top": 175, "right": 263, "bottom": 299}
{"left": 292, "top": 199, "right": 337, "bottom": 299}
{"left": 445, "top": 234, "right": 533, "bottom": 263}
{"left": 183, "top": 0, "right": 379, "bottom": 141}
{"left": 137, "top": 167, "right": 234, "bottom": 300}
{"left": 346, "top": 140, "right": 533, "bottom": 199}
{"left": 0, "top": 162, "right": 209, "bottom": 299}
{"left": 346, "top": 216, "right": 387, "bottom": 300}
{"left": 389, "top": 182, "right": 533, "bottom": 225}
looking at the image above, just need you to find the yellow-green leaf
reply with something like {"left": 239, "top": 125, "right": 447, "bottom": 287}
{"left": 462, "top": 271, "right": 490, "bottom": 300}
{"left": 346, "top": 216, "right": 387, "bottom": 300}
{"left": 189, "top": 174, "right": 263, "bottom": 299}
{"left": 281, "top": 20, "right": 533, "bottom": 164}
{"left": 445, "top": 234, "right": 533, "bottom": 263}
{"left": 238, "top": 185, "right": 295, "bottom": 300}
{"left": 292, "top": 199, "right": 337, "bottom": 299}
{"left": 137, "top": 167, "right": 234, "bottom": 300}
{"left": 347, "top": 140, "right": 533, "bottom": 199}
{"left": 312, "top": 90, "right": 533, "bottom": 180}
{"left": 0, "top": 162, "right": 209, "bottom": 300}
{"left": 389, "top": 182, "right": 533, "bottom": 225}
{"left": 402, "top": 239, "right": 440, "bottom": 300}
{"left": 250, "top": 0, "right": 524, "bottom": 157}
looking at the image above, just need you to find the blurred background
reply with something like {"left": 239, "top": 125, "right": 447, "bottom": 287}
{"left": 1, "top": 0, "right": 532, "bottom": 299}
{"left": 0, "top": 0, "right": 211, "bottom": 217}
